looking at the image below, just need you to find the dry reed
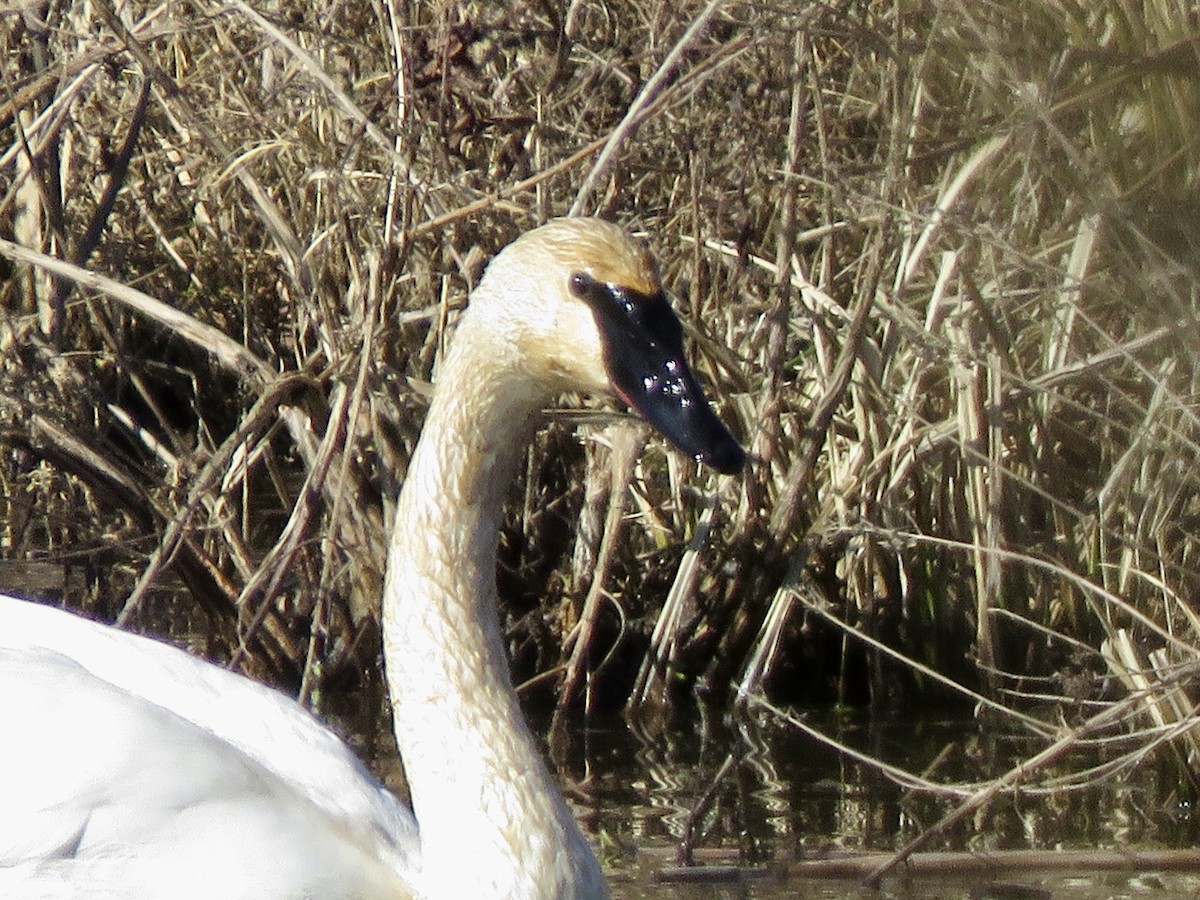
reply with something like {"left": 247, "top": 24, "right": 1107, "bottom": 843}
{"left": 3, "top": 0, "right": 1200, "bottom": 851}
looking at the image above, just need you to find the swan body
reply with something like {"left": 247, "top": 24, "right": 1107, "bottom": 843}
{"left": 0, "top": 217, "right": 744, "bottom": 899}
{"left": 0, "top": 597, "right": 416, "bottom": 900}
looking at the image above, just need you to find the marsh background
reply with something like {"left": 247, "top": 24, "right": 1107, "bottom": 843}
{"left": 4, "top": 0, "right": 1200, "bottom": 890}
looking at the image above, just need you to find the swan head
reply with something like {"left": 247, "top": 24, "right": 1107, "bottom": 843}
{"left": 474, "top": 217, "right": 745, "bottom": 474}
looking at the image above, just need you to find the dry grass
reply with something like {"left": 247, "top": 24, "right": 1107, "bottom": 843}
{"left": 4, "top": 0, "right": 1200, "bottom": 836}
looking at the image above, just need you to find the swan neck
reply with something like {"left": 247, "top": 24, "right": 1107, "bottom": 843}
{"left": 381, "top": 311, "right": 605, "bottom": 899}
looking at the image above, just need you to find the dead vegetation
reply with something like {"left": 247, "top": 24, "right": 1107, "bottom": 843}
{"left": 4, "top": 0, "right": 1200, "bottom": 853}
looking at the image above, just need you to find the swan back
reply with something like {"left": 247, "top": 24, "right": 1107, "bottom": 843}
{"left": 0, "top": 594, "right": 417, "bottom": 900}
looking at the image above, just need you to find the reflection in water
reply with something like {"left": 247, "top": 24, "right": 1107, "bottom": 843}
{"left": 569, "top": 705, "right": 1200, "bottom": 898}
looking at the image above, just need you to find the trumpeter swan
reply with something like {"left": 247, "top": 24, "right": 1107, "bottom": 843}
{"left": 0, "top": 217, "right": 744, "bottom": 900}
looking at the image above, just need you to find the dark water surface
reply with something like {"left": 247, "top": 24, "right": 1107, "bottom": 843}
{"left": 564, "top": 706, "right": 1200, "bottom": 899}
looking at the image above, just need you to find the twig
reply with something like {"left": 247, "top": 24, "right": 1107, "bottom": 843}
{"left": 230, "top": 383, "right": 353, "bottom": 670}
{"left": 550, "top": 426, "right": 637, "bottom": 738}
{"left": 116, "top": 374, "right": 312, "bottom": 627}
{"left": 654, "top": 847, "right": 1200, "bottom": 883}
{"left": 568, "top": 0, "right": 726, "bottom": 216}
{"left": 0, "top": 238, "right": 272, "bottom": 384}
{"left": 861, "top": 685, "right": 1164, "bottom": 888}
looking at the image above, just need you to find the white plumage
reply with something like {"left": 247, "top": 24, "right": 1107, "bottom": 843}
{"left": 0, "top": 601, "right": 416, "bottom": 900}
{"left": 0, "top": 218, "right": 743, "bottom": 899}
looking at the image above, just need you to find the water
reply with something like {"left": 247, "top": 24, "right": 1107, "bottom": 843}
{"left": 611, "top": 868, "right": 1200, "bottom": 899}
{"left": 564, "top": 706, "right": 1200, "bottom": 898}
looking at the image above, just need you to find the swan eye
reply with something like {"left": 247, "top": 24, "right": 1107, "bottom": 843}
{"left": 568, "top": 272, "right": 590, "bottom": 297}
{"left": 569, "top": 273, "right": 681, "bottom": 343}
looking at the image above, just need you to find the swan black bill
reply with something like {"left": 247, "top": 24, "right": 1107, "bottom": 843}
{"left": 570, "top": 273, "right": 746, "bottom": 475}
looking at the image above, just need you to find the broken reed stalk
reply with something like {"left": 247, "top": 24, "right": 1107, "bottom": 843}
{"left": 550, "top": 425, "right": 638, "bottom": 744}
{"left": 627, "top": 495, "right": 723, "bottom": 721}
{"left": 117, "top": 374, "right": 313, "bottom": 627}
{"left": 656, "top": 847, "right": 1200, "bottom": 884}
{"left": 568, "top": 0, "right": 728, "bottom": 217}
{"left": 0, "top": 239, "right": 270, "bottom": 383}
